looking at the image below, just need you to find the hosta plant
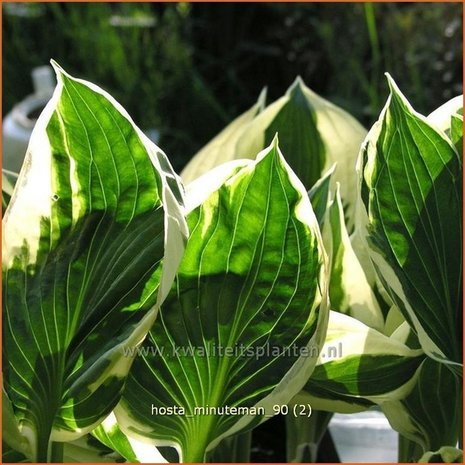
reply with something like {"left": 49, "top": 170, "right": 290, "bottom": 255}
{"left": 2, "top": 63, "right": 462, "bottom": 464}
{"left": 288, "top": 77, "right": 463, "bottom": 462}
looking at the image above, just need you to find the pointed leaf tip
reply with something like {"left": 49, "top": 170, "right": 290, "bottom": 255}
{"left": 257, "top": 87, "right": 268, "bottom": 109}
{"left": 287, "top": 75, "right": 307, "bottom": 98}
{"left": 293, "top": 75, "right": 305, "bottom": 88}
{"left": 384, "top": 73, "right": 398, "bottom": 95}
{"left": 384, "top": 73, "right": 411, "bottom": 109}
{"left": 271, "top": 132, "right": 280, "bottom": 148}
{"left": 50, "top": 59, "right": 64, "bottom": 78}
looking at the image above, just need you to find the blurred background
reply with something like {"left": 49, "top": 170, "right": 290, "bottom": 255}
{"left": 3, "top": 2, "right": 463, "bottom": 172}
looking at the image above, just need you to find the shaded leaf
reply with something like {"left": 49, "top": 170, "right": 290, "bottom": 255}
{"left": 383, "top": 359, "right": 461, "bottom": 455}
{"left": 307, "top": 164, "right": 335, "bottom": 228}
{"left": 183, "top": 77, "right": 366, "bottom": 229}
{"left": 2, "top": 443, "right": 29, "bottom": 463}
{"left": 359, "top": 75, "right": 462, "bottom": 365}
{"left": 285, "top": 398, "right": 333, "bottom": 462}
{"left": 304, "top": 311, "right": 424, "bottom": 413}
{"left": 181, "top": 89, "right": 266, "bottom": 183}
{"left": 240, "top": 77, "right": 327, "bottom": 190}
{"left": 323, "top": 185, "right": 384, "bottom": 330}
{"left": 419, "top": 446, "right": 463, "bottom": 463}
{"left": 2, "top": 169, "right": 18, "bottom": 215}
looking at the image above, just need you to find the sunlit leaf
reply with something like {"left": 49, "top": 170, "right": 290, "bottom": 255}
{"left": 427, "top": 94, "right": 463, "bottom": 156}
{"left": 117, "top": 139, "right": 329, "bottom": 462}
{"left": 2, "top": 63, "right": 187, "bottom": 461}
{"left": 92, "top": 413, "right": 139, "bottom": 463}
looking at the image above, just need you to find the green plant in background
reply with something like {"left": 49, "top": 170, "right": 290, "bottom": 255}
{"left": 2, "top": 64, "right": 463, "bottom": 464}
{"left": 4, "top": 3, "right": 462, "bottom": 171}
{"left": 2, "top": 3, "right": 227, "bottom": 172}
{"left": 182, "top": 77, "right": 367, "bottom": 230}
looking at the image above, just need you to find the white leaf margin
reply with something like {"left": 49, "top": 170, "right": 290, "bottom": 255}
{"left": 116, "top": 138, "right": 330, "bottom": 460}
{"left": 3, "top": 62, "right": 189, "bottom": 445}
{"left": 354, "top": 74, "right": 461, "bottom": 368}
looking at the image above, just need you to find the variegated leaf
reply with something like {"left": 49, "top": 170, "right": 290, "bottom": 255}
{"left": 183, "top": 77, "right": 366, "bottom": 229}
{"left": 358, "top": 75, "right": 462, "bottom": 366}
{"left": 323, "top": 185, "right": 384, "bottom": 330}
{"left": 383, "top": 359, "right": 461, "bottom": 457}
{"left": 181, "top": 89, "right": 266, "bottom": 183}
{"left": 2, "top": 63, "right": 187, "bottom": 461}
{"left": 307, "top": 164, "right": 335, "bottom": 228}
{"left": 116, "top": 139, "right": 329, "bottom": 462}
{"left": 304, "top": 311, "right": 424, "bottom": 413}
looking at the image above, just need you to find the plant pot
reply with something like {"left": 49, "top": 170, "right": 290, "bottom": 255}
{"left": 328, "top": 410, "right": 398, "bottom": 462}
{"left": 3, "top": 66, "right": 55, "bottom": 173}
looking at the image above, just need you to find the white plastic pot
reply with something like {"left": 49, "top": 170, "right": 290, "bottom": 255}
{"left": 3, "top": 66, "right": 55, "bottom": 173}
{"left": 328, "top": 410, "right": 398, "bottom": 462}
